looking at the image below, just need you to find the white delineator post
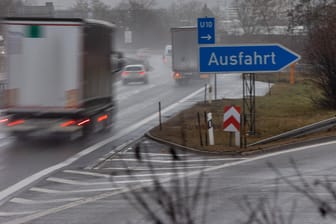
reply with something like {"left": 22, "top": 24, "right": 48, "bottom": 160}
{"left": 207, "top": 112, "right": 215, "bottom": 145}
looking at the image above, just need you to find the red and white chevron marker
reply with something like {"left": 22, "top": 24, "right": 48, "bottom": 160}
{"left": 223, "top": 106, "right": 240, "bottom": 132}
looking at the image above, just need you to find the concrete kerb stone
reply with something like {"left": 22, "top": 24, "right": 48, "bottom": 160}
{"left": 147, "top": 130, "right": 336, "bottom": 157}
{"left": 145, "top": 132, "right": 240, "bottom": 156}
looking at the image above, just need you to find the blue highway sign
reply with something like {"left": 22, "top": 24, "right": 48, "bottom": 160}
{"left": 199, "top": 44, "right": 301, "bottom": 73}
{"left": 198, "top": 17, "right": 215, "bottom": 44}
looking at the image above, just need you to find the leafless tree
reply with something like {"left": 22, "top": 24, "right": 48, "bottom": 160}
{"left": 114, "top": 143, "right": 210, "bottom": 224}
{"left": 91, "top": 0, "right": 111, "bottom": 20}
{"left": 270, "top": 159, "right": 336, "bottom": 221}
{"left": 127, "top": 0, "right": 157, "bottom": 10}
{"left": 289, "top": 0, "right": 336, "bottom": 108}
{"left": 0, "top": 0, "right": 22, "bottom": 17}
{"left": 167, "top": 0, "right": 204, "bottom": 26}
{"left": 71, "top": 0, "right": 90, "bottom": 18}
{"left": 234, "top": 0, "right": 287, "bottom": 35}
{"left": 239, "top": 157, "right": 336, "bottom": 224}
{"left": 239, "top": 179, "right": 297, "bottom": 224}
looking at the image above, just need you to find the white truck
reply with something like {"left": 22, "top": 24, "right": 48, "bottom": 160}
{"left": 0, "top": 17, "right": 122, "bottom": 140}
{"left": 171, "top": 26, "right": 208, "bottom": 85}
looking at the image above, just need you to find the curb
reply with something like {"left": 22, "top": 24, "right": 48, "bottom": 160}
{"left": 147, "top": 131, "right": 336, "bottom": 157}
{"left": 145, "top": 132, "right": 242, "bottom": 156}
{"left": 241, "top": 135, "right": 336, "bottom": 156}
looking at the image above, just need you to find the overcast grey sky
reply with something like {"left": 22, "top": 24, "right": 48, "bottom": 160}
{"left": 33, "top": 0, "right": 173, "bottom": 9}
{"left": 32, "top": 0, "right": 226, "bottom": 9}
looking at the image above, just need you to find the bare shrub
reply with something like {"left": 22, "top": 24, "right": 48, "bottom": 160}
{"left": 116, "top": 143, "right": 210, "bottom": 224}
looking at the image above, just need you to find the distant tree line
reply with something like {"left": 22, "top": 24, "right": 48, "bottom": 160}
{"left": 2, "top": 0, "right": 336, "bottom": 108}
{"left": 70, "top": 0, "right": 214, "bottom": 48}
{"left": 233, "top": 0, "right": 336, "bottom": 109}
{"left": 0, "top": 0, "right": 214, "bottom": 48}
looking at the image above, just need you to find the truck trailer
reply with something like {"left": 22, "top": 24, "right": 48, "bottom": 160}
{"left": 171, "top": 26, "right": 209, "bottom": 85}
{"left": 0, "top": 17, "right": 121, "bottom": 140}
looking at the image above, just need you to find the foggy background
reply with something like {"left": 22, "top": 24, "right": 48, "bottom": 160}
{"left": 30, "top": 0, "right": 233, "bottom": 9}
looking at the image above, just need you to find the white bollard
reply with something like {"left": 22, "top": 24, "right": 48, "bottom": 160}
{"left": 207, "top": 112, "right": 215, "bottom": 145}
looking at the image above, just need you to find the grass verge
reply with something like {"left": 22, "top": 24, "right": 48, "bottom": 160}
{"left": 149, "top": 73, "right": 336, "bottom": 154}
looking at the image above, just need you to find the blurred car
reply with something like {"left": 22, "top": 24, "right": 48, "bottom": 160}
{"left": 121, "top": 64, "right": 148, "bottom": 85}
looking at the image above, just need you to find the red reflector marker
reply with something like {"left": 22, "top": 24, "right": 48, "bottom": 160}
{"left": 77, "top": 119, "right": 90, "bottom": 126}
{"left": 0, "top": 118, "right": 8, "bottom": 123}
{"left": 97, "top": 114, "right": 108, "bottom": 122}
{"left": 60, "top": 120, "right": 76, "bottom": 127}
{"left": 7, "top": 119, "right": 25, "bottom": 127}
{"left": 139, "top": 71, "right": 145, "bottom": 75}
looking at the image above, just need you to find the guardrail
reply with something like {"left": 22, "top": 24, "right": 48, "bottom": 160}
{"left": 248, "top": 117, "right": 336, "bottom": 147}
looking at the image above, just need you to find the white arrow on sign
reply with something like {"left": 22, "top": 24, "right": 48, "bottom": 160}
{"left": 201, "top": 34, "right": 212, "bottom": 40}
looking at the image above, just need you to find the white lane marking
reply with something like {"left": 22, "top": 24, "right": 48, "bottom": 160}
{"left": 29, "top": 188, "right": 62, "bottom": 194}
{"left": 30, "top": 187, "right": 121, "bottom": 194}
{"left": 121, "top": 152, "right": 189, "bottom": 157}
{"left": 4, "top": 140, "right": 336, "bottom": 224}
{"left": 102, "top": 166, "right": 213, "bottom": 171}
{"left": 47, "top": 177, "right": 110, "bottom": 186}
{"left": 116, "top": 84, "right": 156, "bottom": 101}
{"left": 64, "top": 169, "right": 185, "bottom": 179}
{"left": 0, "top": 140, "right": 11, "bottom": 148}
{"left": 10, "top": 197, "right": 82, "bottom": 205}
{"left": 100, "top": 158, "right": 246, "bottom": 163}
{"left": 47, "top": 177, "right": 152, "bottom": 186}
{"left": 0, "top": 211, "right": 38, "bottom": 217}
{"left": 0, "top": 87, "right": 205, "bottom": 204}
{"left": 110, "top": 172, "right": 184, "bottom": 178}
{"left": 88, "top": 140, "right": 134, "bottom": 170}
{"left": 63, "top": 170, "right": 111, "bottom": 178}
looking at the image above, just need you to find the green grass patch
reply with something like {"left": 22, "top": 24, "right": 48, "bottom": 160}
{"left": 150, "top": 77, "right": 336, "bottom": 153}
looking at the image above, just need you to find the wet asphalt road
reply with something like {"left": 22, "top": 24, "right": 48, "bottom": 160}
{"left": 1, "top": 53, "right": 329, "bottom": 224}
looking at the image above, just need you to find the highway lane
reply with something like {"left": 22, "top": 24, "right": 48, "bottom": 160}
{"left": 0, "top": 53, "right": 207, "bottom": 199}
{"left": 1, "top": 137, "right": 336, "bottom": 223}
{"left": 200, "top": 140, "right": 336, "bottom": 223}
{"left": 0, "top": 53, "right": 278, "bottom": 223}
{"left": 0, "top": 137, "right": 248, "bottom": 224}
